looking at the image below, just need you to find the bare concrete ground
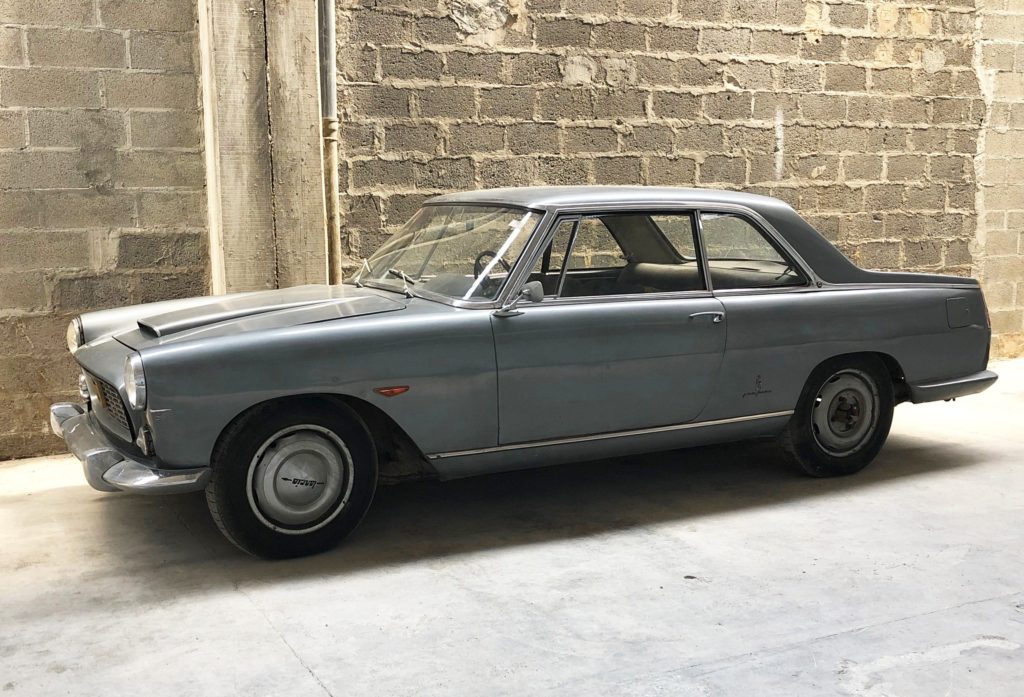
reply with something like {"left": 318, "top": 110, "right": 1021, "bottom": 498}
{"left": 2, "top": 360, "right": 1023, "bottom": 696}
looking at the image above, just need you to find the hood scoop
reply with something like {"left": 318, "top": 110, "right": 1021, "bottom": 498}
{"left": 137, "top": 285, "right": 405, "bottom": 337}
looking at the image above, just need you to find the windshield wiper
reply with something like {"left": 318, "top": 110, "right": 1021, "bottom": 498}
{"left": 383, "top": 268, "right": 417, "bottom": 299}
{"left": 363, "top": 279, "right": 418, "bottom": 299}
{"left": 387, "top": 268, "right": 416, "bottom": 285}
{"left": 351, "top": 258, "right": 372, "bottom": 288}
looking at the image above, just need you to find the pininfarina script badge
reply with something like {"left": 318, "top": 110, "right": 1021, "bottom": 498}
{"left": 742, "top": 374, "right": 772, "bottom": 398}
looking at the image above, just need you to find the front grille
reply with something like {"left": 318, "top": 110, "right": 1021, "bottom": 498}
{"left": 94, "top": 377, "right": 132, "bottom": 436}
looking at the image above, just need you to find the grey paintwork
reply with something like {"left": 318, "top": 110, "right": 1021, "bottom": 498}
{"left": 59, "top": 186, "right": 996, "bottom": 488}
{"left": 492, "top": 296, "right": 727, "bottom": 443}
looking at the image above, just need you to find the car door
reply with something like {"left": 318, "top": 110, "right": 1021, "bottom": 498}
{"left": 490, "top": 212, "right": 727, "bottom": 445}
{"left": 691, "top": 209, "right": 818, "bottom": 421}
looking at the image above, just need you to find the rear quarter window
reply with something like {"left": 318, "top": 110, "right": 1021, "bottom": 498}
{"left": 699, "top": 212, "right": 807, "bottom": 289}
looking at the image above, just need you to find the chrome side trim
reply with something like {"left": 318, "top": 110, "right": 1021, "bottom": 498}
{"left": 427, "top": 410, "right": 795, "bottom": 460}
{"left": 819, "top": 281, "right": 982, "bottom": 292}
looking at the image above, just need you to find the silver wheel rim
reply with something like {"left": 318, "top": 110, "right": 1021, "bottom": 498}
{"left": 246, "top": 425, "right": 354, "bottom": 535}
{"left": 811, "top": 369, "right": 879, "bottom": 457}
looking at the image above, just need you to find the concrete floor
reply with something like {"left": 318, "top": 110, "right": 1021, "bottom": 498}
{"left": 2, "top": 361, "right": 1023, "bottom": 696}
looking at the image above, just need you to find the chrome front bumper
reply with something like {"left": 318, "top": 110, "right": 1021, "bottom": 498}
{"left": 49, "top": 403, "right": 211, "bottom": 495}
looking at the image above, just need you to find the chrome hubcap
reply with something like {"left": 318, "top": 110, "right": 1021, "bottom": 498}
{"left": 247, "top": 425, "right": 353, "bottom": 534}
{"left": 812, "top": 370, "right": 879, "bottom": 456}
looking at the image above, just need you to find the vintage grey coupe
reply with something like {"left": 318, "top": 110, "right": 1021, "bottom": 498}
{"left": 51, "top": 186, "right": 997, "bottom": 557}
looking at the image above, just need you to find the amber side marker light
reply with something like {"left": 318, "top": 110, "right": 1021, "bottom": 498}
{"left": 373, "top": 386, "right": 410, "bottom": 397}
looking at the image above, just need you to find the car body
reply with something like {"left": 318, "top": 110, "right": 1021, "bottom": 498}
{"left": 50, "top": 186, "right": 998, "bottom": 557}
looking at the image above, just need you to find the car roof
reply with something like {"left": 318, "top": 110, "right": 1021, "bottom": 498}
{"left": 426, "top": 185, "right": 784, "bottom": 213}
{"left": 424, "top": 186, "right": 975, "bottom": 287}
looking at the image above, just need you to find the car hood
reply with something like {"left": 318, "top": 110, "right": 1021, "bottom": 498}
{"left": 114, "top": 284, "right": 408, "bottom": 350}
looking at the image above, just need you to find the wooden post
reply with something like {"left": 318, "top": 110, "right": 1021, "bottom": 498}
{"left": 198, "top": 0, "right": 328, "bottom": 292}
{"left": 196, "top": 0, "right": 277, "bottom": 293}
{"left": 264, "top": 0, "right": 329, "bottom": 288}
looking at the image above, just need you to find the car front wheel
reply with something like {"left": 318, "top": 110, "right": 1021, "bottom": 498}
{"left": 206, "top": 400, "right": 377, "bottom": 558}
{"left": 781, "top": 355, "right": 895, "bottom": 477}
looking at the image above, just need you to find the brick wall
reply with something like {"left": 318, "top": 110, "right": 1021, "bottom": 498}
{"left": 335, "top": 0, "right": 986, "bottom": 285}
{"left": 977, "top": 0, "right": 1024, "bottom": 356}
{"left": 0, "top": 0, "right": 207, "bottom": 459}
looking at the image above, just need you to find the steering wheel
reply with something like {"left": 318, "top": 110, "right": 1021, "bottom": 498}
{"left": 473, "top": 250, "right": 511, "bottom": 279}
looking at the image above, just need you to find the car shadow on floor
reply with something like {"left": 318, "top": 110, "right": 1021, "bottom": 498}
{"left": 87, "top": 431, "right": 985, "bottom": 591}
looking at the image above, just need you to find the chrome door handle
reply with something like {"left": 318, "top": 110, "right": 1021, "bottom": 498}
{"left": 689, "top": 311, "right": 724, "bottom": 323}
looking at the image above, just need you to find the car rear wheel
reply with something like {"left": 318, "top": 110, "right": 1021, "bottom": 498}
{"left": 781, "top": 355, "right": 894, "bottom": 477}
{"left": 206, "top": 400, "right": 377, "bottom": 558}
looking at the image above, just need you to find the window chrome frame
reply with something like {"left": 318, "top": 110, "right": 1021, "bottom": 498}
{"left": 392, "top": 200, "right": 823, "bottom": 310}
{"left": 498, "top": 201, "right": 819, "bottom": 307}
{"left": 537, "top": 210, "right": 711, "bottom": 304}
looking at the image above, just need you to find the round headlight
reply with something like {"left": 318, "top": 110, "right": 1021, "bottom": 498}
{"left": 66, "top": 318, "right": 83, "bottom": 353}
{"left": 124, "top": 354, "right": 147, "bottom": 410}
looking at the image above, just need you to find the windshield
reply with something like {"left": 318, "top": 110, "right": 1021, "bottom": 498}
{"left": 354, "top": 205, "right": 541, "bottom": 301}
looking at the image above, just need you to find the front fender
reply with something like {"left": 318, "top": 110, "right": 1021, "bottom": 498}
{"left": 141, "top": 304, "right": 498, "bottom": 467}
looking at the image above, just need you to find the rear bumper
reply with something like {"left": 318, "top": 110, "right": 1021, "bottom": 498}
{"left": 49, "top": 402, "right": 210, "bottom": 494}
{"left": 907, "top": 370, "right": 998, "bottom": 404}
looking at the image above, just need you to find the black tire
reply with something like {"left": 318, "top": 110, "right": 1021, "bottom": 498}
{"left": 781, "top": 355, "right": 894, "bottom": 477}
{"left": 206, "top": 399, "right": 377, "bottom": 559}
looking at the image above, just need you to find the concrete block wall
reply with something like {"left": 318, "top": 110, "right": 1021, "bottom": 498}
{"left": 0, "top": 0, "right": 207, "bottom": 459}
{"left": 977, "top": 0, "right": 1024, "bottom": 356}
{"left": 334, "top": 0, "right": 985, "bottom": 282}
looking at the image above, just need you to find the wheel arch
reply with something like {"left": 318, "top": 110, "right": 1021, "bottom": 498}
{"left": 212, "top": 393, "right": 438, "bottom": 483}
{"left": 812, "top": 351, "right": 909, "bottom": 403}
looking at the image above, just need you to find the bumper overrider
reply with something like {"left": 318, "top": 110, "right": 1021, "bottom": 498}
{"left": 49, "top": 403, "right": 210, "bottom": 494}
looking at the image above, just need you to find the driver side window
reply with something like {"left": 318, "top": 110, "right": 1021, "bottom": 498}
{"left": 526, "top": 217, "right": 632, "bottom": 299}
{"left": 561, "top": 218, "right": 629, "bottom": 298}
{"left": 566, "top": 219, "right": 628, "bottom": 272}
{"left": 526, "top": 213, "right": 707, "bottom": 299}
